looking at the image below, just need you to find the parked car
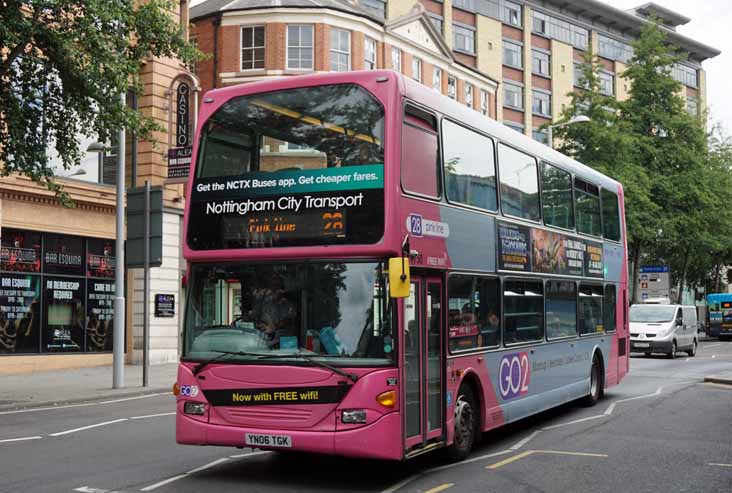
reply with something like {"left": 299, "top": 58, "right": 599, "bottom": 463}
{"left": 629, "top": 304, "right": 698, "bottom": 358}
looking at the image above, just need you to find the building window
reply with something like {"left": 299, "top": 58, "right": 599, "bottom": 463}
{"left": 443, "top": 120, "right": 498, "bottom": 211}
{"left": 599, "top": 72, "right": 614, "bottom": 96}
{"left": 532, "top": 91, "right": 551, "bottom": 117}
{"left": 672, "top": 64, "right": 698, "bottom": 88}
{"left": 392, "top": 47, "right": 401, "bottom": 72}
{"left": 498, "top": 143, "right": 541, "bottom": 221}
{"left": 573, "top": 62, "right": 588, "bottom": 88}
{"left": 504, "top": 121, "right": 524, "bottom": 134}
{"left": 412, "top": 57, "right": 422, "bottom": 82}
{"left": 503, "top": 40, "right": 523, "bottom": 68}
{"left": 503, "top": 82, "right": 523, "bottom": 110}
{"left": 687, "top": 97, "right": 699, "bottom": 117}
{"left": 533, "top": 128, "right": 548, "bottom": 144}
{"left": 453, "top": 0, "right": 476, "bottom": 12}
{"left": 287, "top": 25, "right": 314, "bottom": 70}
{"left": 501, "top": 1, "right": 522, "bottom": 27}
{"left": 453, "top": 25, "right": 476, "bottom": 54}
{"left": 532, "top": 50, "right": 550, "bottom": 77}
{"left": 329, "top": 28, "right": 351, "bottom": 72}
{"left": 241, "top": 26, "right": 265, "bottom": 70}
{"left": 480, "top": 90, "right": 489, "bottom": 115}
{"left": 447, "top": 76, "right": 457, "bottom": 99}
{"left": 532, "top": 11, "right": 588, "bottom": 50}
{"left": 429, "top": 14, "right": 444, "bottom": 34}
{"left": 598, "top": 34, "right": 633, "bottom": 63}
{"left": 465, "top": 84, "right": 473, "bottom": 107}
{"left": 433, "top": 67, "right": 443, "bottom": 92}
{"left": 364, "top": 37, "right": 376, "bottom": 70}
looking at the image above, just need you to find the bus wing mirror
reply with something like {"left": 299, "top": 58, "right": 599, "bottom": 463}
{"left": 388, "top": 257, "right": 410, "bottom": 298}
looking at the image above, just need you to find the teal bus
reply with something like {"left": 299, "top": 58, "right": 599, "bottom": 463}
{"left": 706, "top": 293, "right": 732, "bottom": 339}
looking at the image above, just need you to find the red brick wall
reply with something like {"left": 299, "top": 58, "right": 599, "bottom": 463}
{"left": 352, "top": 31, "right": 364, "bottom": 70}
{"left": 421, "top": 0, "right": 443, "bottom": 16}
{"left": 267, "top": 23, "right": 286, "bottom": 70}
{"left": 403, "top": 52, "right": 413, "bottom": 78}
{"left": 454, "top": 52, "right": 476, "bottom": 67}
{"left": 315, "top": 24, "right": 328, "bottom": 71}
{"left": 503, "top": 66, "right": 523, "bottom": 82}
{"left": 503, "top": 108, "right": 524, "bottom": 124}
{"left": 191, "top": 18, "right": 216, "bottom": 93}
{"left": 502, "top": 25, "right": 523, "bottom": 42}
{"left": 532, "top": 35, "right": 550, "bottom": 49}
{"left": 452, "top": 9, "right": 476, "bottom": 26}
{"left": 219, "top": 25, "right": 240, "bottom": 74}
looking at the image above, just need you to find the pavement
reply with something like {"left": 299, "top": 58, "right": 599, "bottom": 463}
{"left": 0, "top": 363, "right": 179, "bottom": 412}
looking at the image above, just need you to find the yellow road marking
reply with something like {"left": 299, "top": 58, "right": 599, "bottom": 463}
{"left": 486, "top": 450, "right": 535, "bottom": 469}
{"left": 486, "top": 450, "right": 608, "bottom": 470}
{"left": 423, "top": 483, "right": 454, "bottom": 493}
{"left": 709, "top": 463, "right": 732, "bottom": 468}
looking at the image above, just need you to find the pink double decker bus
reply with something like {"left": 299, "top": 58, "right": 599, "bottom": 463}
{"left": 176, "top": 70, "right": 630, "bottom": 461}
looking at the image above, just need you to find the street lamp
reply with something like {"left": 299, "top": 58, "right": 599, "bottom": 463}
{"left": 547, "top": 115, "right": 590, "bottom": 149}
{"left": 86, "top": 105, "right": 126, "bottom": 390}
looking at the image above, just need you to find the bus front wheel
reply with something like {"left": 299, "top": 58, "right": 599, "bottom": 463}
{"left": 446, "top": 386, "right": 477, "bottom": 462}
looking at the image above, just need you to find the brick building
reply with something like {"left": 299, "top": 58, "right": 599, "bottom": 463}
{"left": 190, "top": 0, "right": 500, "bottom": 118}
{"left": 190, "top": 0, "right": 719, "bottom": 143}
{"left": 0, "top": 2, "right": 197, "bottom": 373}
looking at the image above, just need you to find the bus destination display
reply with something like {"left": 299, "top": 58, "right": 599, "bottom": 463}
{"left": 188, "top": 165, "right": 384, "bottom": 250}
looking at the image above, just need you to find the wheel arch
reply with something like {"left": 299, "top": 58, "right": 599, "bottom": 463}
{"left": 457, "top": 370, "right": 485, "bottom": 429}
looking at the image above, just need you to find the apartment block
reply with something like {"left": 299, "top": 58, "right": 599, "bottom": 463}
{"left": 191, "top": 0, "right": 719, "bottom": 143}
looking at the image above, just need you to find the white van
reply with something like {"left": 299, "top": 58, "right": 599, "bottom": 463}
{"left": 629, "top": 304, "right": 698, "bottom": 358}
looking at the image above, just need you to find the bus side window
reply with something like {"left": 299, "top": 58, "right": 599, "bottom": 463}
{"left": 401, "top": 105, "right": 440, "bottom": 199}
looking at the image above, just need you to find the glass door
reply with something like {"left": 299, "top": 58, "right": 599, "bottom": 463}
{"left": 403, "top": 276, "right": 444, "bottom": 451}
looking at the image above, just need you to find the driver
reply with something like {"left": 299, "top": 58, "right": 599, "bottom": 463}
{"left": 250, "top": 275, "right": 295, "bottom": 348}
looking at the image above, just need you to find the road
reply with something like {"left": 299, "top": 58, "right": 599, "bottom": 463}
{"left": 1, "top": 341, "right": 730, "bottom": 493}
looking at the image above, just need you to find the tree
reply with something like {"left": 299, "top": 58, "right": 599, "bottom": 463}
{"left": 551, "top": 51, "right": 658, "bottom": 302}
{"left": 0, "top": 0, "right": 199, "bottom": 202}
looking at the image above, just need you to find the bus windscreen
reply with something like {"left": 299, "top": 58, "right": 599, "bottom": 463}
{"left": 187, "top": 84, "right": 385, "bottom": 249}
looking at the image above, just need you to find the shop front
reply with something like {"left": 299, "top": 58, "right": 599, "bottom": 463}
{"left": 0, "top": 229, "right": 118, "bottom": 359}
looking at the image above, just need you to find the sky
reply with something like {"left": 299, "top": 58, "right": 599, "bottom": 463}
{"left": 598, "top": 0, "right": 731, "bottom": 133}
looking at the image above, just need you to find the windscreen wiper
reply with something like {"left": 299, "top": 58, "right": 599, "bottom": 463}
{"left": 192, "top": 350, "right": 265, "bottom": 375}
{"left": 257, "top": 352, "right": 359, "bottom": 383}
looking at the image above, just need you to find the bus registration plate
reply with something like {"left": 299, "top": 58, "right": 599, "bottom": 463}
{"left": 245, "top": 433, "right": 292, "bottom": 448}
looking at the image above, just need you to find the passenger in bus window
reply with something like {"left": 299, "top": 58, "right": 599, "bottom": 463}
{"left": 251, "top": 275, "right": 296, "bottom": 349}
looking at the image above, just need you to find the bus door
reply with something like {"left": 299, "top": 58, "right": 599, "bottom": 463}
{"left": 403, "top": 276, "right": 444, "bottom": 453}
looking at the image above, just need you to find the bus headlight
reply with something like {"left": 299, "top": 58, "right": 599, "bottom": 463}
{"left": 341, "top": 410, "right": 367, "bottom": 424}
{"left": 184, "top": 402, "right": 206, "bottom": 415}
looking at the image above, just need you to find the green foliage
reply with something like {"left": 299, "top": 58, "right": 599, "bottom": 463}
{"left": 554, "top": 18, "right": 732, "bottom": 300}
{"left": 0, "top": 0, "right": 201, "bottom": 203}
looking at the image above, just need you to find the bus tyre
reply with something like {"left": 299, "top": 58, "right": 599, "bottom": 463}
{"left": 582, "top": 356, "right": 601, "bottom": 407}
{"left": 644, "top": 352, "right": 651, "bottom": 357}
{"left": 668, "top": 341, "right": 677, "bottom": 359}
{"left": 687, "top": 339, "right": 697, "bottom": 357}
{"left": 446, "top": 386, "right": 477, "bottom": 462}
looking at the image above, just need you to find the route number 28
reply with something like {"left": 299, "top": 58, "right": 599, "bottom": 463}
{"left": 498, "top": 352, "right": 530, "bottom": 399}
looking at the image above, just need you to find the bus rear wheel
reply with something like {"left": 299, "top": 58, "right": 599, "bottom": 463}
{"left": 446, "top": 386, "right": 477, "bottom": 462}
{"left": 582, "top": 356, "right": 601, "bottom": 407}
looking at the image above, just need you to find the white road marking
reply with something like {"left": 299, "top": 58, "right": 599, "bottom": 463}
{"left": 604, "top": 386, "right": 663, "bottom": 416}
{"left": 0, "top": 392, "right": 168, "bottom": 415}
{"left": 140, "top": 474, "right": 187, "bottom": 491}
{"left": 425, "top": 450, "right": 512, "bottom": 473}
{"left": 510, "top": 431, "right": 541, "bottom": 450}
{"left": 74, "top": 487, "right": 109, "bottom": 493}
{"left": 709, "top": 462, "right": 732, "bottom": 468}
{"left": 130, "top": 412, "right": 176, "bottom": 420}
{"left": 140, "top": 451, "right": 268, "bottom": 491}
{"left": 186, "top": 457, "right": 230, "bottom": 475}
{"left": 705, "top": 344, "right": 721, "bottom": 348}
{"left": 49, "top": 418, "right": 128, "bottom": 437}
{"left": 0, "top": 436, "right": 42, "bottom": 444}
{"left": 542, "top": 414, "right": 605, "bottom": 430}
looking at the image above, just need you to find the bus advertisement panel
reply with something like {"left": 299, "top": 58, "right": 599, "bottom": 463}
{"left": 706, "top": 293, "right": 732, "bottom": 339}
{"left": 176, "top": 71, "right": 629, "bottom": 462}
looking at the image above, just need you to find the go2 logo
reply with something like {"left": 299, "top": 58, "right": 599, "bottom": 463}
{"left": 498, "top": 352, "right": 530, "bottom": 399}
{"left": 179, "top": 385, "right": 199, "bottom": 397}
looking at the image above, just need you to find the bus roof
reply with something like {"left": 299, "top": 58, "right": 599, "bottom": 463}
{"left": 707, "top": 293, "right": 732, "bottom": 301}
{"left": 200, "top": 69, "right": 623, "bottom": 194}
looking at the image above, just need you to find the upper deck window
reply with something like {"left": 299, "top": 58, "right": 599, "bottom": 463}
{"left": 601, "top": 188, "right": 621, "bottom": 241}
{"left": 498, "top": 144, "right": 540, "bottom": 222}
{"left": 442, "top": 120, "right": 497, "bottom": 211}
{"left": 189, "top": 84, "right": 385, "bottom": 250}
{"left": 575, "top": 178, "right": 601, "bottom": 237}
